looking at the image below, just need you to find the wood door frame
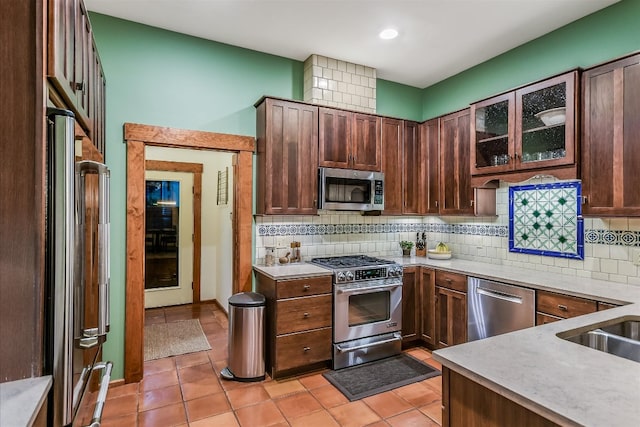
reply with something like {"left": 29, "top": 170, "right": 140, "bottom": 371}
{"left": 124, "top": 123, "right": 255, "bottom": 383}
{"left": 145, "top": 160, "right": 203, "bottom": 304}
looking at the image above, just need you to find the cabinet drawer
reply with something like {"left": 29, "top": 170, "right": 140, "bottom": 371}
{"left": 276, "top": 295, "right": 332, "bottom": 335}
{"left": 277, "top": 276, "right": 332, "bottom": 299}
{"left": 536, "top": 312, "right": 563, "bottom": 326}
{"left": 275, "top": 328, "right": 332, "bottom": 372}
{"left": 597, "top": 301, "right": 620, "bottom": 311}
{"left": 536, "top": 291, "right": 597, "bottom": 319}
{"left": 435, "top": 271, "right": 467, "bottom": 293}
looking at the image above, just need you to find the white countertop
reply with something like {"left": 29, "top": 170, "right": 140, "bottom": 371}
{"left": 384, "top": 255, "right": 640, "bottom": 304}
{"left": 384, "top": 255, "right": 640, "bottom": 427}
{"left": 0, "top": 376, "right": 52, "bottom": 427}
{"left": 253, "top": 262, "right": 333, "bottom": 280}
{"left": 254, "top": 256, "right": 640, "bottom": 426}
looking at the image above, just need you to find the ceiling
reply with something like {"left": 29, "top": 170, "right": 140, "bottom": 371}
{"left": 85, "top": 0, "right": 619, "bottom": 88}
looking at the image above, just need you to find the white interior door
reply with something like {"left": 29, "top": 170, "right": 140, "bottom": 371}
{"left": 144, "top": 170, "right": 194, "bottom": 308}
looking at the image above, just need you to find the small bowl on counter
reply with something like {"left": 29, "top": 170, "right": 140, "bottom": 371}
{"left": 427, "top": 250, "right": 452, "bottom": 260}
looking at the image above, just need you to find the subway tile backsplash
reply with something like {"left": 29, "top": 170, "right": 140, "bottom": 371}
{"left": 303, "top": 54, "right": 376, "bottom": 113}
{"left": 254, "top": 185, "right": 640, "bottom": 285}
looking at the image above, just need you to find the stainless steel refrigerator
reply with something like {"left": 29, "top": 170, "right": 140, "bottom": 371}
{"left": 45, "top": 108, "right": 112, "bottom": 426}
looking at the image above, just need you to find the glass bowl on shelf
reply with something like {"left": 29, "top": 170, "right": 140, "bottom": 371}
{"left": 534, "top": 107, "right": 566, "bottom": 126}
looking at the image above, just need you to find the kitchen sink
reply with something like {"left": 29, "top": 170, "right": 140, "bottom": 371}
{"left": 558, "top": 317, "right": 640, "bottom": 363}
{"left": 598, "top": 320, "right": 640, "bottom": 340}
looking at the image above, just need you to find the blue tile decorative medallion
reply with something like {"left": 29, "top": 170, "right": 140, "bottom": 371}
{"left": 509, "top": 181, "right": 583, "bottom": 259}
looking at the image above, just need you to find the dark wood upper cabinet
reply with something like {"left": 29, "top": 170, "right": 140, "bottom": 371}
{"left": 318, "top": 107, "right": 351, "bottom": 169}
{"left": 470, "top": 71, "right": 578, "bottom": 186}
{"left": 421, "top": 118, "right": 440, "bottom": 215}
{"left": 402, "top": 120, "right": 421, "bottom": 215}
{"left": 256, "top": 98, "right": 319, "bottom": 215}
{"left": 48, "top": 0, "right": 106, "bottom": 155}
{"left": 89, "top": 39, "right": 106, "bottom": 155}
{"left": 319, "top": 108, "right": 381, "bottom": 171}
{"left": 381, "top": 117, "right": 403, "bottom": 215}
{"left": 440, "top": 109, "right": 474, "bottom": 215}
{"left": 352, "top": 113, "right": 382, "bottom": 171}
{"left": 582, "top": 53, "right": 640, "bottom": 216}
{"left": 48, "top": 0, "right": 77, "bottom": 108}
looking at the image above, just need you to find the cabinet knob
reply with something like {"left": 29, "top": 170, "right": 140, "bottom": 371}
{"left": 74, "top": 81, "right": 85, "bottom": 92}
{"left": 303, "top": 284, "right": 311, "bottom": 290}
{"left": 558, "top": 304, "right": 568, "bottom": 311}
{"left": 435, "top": 200, "right": 438, "bottom": 208}
{"left": 303, "top": 346, "right": 311, "bottom": 352}
{"left": 303, "top": 312, "right": 310, "bottom": 318}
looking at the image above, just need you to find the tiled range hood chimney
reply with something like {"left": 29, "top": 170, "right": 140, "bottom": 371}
{"left": 303, "top": 54, "right": 376, "bottom": 113}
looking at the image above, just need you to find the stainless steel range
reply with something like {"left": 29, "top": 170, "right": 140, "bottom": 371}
{"left": 310, "top": 255, "right": 403, "bottom": 369}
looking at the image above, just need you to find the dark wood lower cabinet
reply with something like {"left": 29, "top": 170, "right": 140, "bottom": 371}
{"left": 274, "top": 328, "right": 332, "bottom": 372}
{"left": 403, "top": 267, "right": 462, "bottom": 350}
{"left": 435, "top": 287, "right": 467, "bottom": 348}
{"left": 255, "top": 271, "right": 332, "bottom": 378}
{"left": 442, "top": 367, "right": 559, "bottom": 427}
{"left": 420, "top": 268, "right": 436, "bottom": 346}
{"left": 401, "top": 267, "right": 419, "bottom": 343}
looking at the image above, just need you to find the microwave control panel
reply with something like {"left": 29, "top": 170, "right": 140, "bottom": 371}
{"left": 374, "top": 180, "right": 384, "bottom": 205}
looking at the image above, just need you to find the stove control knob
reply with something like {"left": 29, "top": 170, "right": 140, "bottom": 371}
{"left": 337, "top": 272, "right": 346, "bottom": 282}
{"left": 345, "top": 271, "right": 355, "bottom": 281}
{"left": 396, "top": 267, "right": 403, "bottom": 277}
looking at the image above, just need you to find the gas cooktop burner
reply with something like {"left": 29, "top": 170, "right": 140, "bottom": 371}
{"left": 310, "top": 255, "right": 395, "bottom": 269}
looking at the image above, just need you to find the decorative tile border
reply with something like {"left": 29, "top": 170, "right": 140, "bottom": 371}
{"left": 584, "top": 229, "right": 640, "bottom": 247}
{"left": 256, "top": 222, "right": 508, "bottom": 237}
{"left": 256, "top": 222, "right": 640, "bottom": 247}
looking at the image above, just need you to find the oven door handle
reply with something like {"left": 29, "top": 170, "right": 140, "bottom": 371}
{"left": 335, "top": 333, "right": 402, "bottom": 353}
{"left": 336, "top": 283, "right": 401, "bottom": 294}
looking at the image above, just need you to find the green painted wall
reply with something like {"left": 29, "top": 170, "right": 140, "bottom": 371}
{"left": 376, "top": 79, "right": 423, "bottom": 122}
{"left": 90, "top": 13, "right": 422, "bottom": 379}
{"left": 90, "top": 0, "right": 639, "bottom": 379}
{"left": 422, "top": 0, "right": 640, "bottom": 119}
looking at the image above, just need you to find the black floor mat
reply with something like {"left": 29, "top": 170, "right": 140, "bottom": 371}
{"left": 322, "top": 353, "right": 441, "bottom": 401}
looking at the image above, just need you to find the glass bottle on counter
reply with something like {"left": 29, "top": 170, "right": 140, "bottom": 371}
{"left": 265, "top": 246, "right": 276, "bottom": 266}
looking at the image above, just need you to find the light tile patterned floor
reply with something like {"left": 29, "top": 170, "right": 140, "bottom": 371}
{"left": 80, "top": 303, "right": 443, "bottom": 427}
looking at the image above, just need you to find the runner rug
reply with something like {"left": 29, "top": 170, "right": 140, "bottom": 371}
{"left": 323, "top": 353, "right": 441, "bottom": 401}
{"left": 144, "top": 319, "right": 211, "bottom": 361}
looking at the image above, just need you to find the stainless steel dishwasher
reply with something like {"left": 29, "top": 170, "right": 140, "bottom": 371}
{"left": 467, "top": 277, "right": 535, "bottom": 341}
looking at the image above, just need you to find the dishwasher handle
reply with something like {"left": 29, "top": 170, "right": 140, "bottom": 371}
{"left": 476, "top": 286, "right": 523, "bottom": 304}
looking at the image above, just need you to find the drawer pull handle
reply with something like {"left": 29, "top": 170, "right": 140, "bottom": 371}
{"left": 303, "top": 347, "right": 311, "bottom": 352}
{"left": 303, "top": 285, "right": 311, "bottom": 290}
{"left": 303, "top": 312, "right": 310, "bottom": 318}
{"left": 558, "top": 304, "right": 568, "bottom": 311}
{"left": 445, "top": 278, "right": 452, "bottom": 283}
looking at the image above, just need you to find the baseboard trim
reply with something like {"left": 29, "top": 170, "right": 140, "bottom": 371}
{"left": 109, "top": 378, "right": 126, "bottom": 388}
{"left": 200, "top": 298, "right": 228, "bottom": 316}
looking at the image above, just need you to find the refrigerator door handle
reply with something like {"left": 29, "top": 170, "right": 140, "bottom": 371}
{"left": 76, "top": 160, "right": 111, "bottom": 340}
{"left": 83, "top": 361, "right": 113, "bottom": 427}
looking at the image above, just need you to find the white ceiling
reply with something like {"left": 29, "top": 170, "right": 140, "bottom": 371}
{"left": 85, "top": 0, "right": 619, "bottom": 88}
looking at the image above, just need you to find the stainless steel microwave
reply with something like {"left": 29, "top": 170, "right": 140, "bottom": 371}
{"left": 318, "top": 167, "right": 384, "bottom": 211}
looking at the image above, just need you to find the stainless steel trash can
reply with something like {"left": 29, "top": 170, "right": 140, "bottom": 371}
{"left": 220, "top": 292, "right": 266, "bottom": 382}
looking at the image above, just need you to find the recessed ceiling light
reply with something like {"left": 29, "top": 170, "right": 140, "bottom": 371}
{"left": 379, "top": 28, "right": 398, "bottom": 40}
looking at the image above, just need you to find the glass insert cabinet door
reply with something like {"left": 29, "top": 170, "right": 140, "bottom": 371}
{"left": 471, "top": 70, "right": 577, "bottom": 175}
{"left": 471, "top": 92, "right": 515, "bottom": 174}
{"left": 515, "top": 71, "right": 577, "bottom": 170}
